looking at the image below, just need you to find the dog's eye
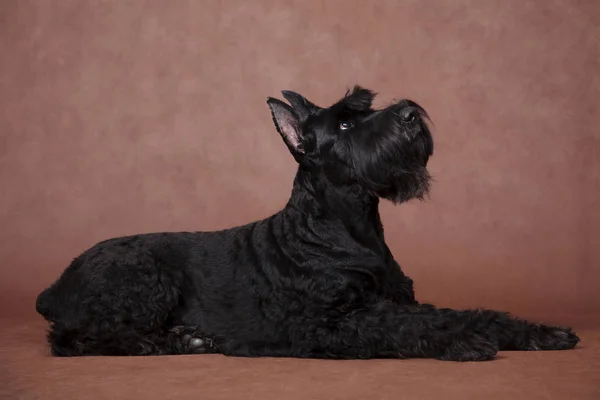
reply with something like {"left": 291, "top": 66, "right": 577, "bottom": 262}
{"left": 339, "top": 120, "right": 354, "bottom": 131}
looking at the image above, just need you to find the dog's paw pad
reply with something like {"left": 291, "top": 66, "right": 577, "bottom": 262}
{"left": 169, "top": 326, "right": 215, "bottom": 354}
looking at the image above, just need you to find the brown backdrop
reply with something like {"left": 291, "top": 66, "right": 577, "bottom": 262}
{"left": 1, "top": 0, "right": 599, "bottom": 328}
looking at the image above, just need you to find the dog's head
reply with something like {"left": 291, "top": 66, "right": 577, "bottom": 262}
{"left": 267, "top": 86, "right": 434, "bottom": 203}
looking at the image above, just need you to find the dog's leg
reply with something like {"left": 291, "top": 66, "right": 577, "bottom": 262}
{"left": 47, "top": 323, "right": 219, "bottom": 356}
{"left": 399, "top": 305, "right": 580, "bottom": 351}
{"left": 221, "top": 301, "right": 499, "bottom": 361}
{"left": 453, "top": 309, "right": 579, "bottom": 351}
{"left": 332, "top": 302, "right": 500, "bottom": 361}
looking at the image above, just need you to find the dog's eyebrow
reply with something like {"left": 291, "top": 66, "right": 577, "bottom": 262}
{"left": 339, "top": 86, "right": 376, "bottom": 112}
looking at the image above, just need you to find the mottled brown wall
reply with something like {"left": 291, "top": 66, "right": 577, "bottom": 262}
{"left": 1, "top": 0, "right": 598, "bottom": 326}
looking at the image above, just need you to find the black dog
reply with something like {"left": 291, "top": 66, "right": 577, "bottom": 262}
{"left": 36, "top": 86, "right": 579, "bottom": 361}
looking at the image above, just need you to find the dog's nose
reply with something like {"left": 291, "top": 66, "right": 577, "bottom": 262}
{"left": 400, "top": 107, "right": 418, "bottom": 123}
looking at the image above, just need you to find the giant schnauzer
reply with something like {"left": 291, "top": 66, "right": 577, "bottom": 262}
{"left": 36, "top": 86, "right": 580, "bottom": 361}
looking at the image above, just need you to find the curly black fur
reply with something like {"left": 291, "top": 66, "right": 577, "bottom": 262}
{"left": 36, "top": 86, "right": 579, "bottom": 361}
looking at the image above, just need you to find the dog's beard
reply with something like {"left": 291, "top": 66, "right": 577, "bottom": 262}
{"left": 351, "top": 129, "right": 433, "bottom": 204}
{"left": 375, "top": 166, "right": 432, "bottom": 203}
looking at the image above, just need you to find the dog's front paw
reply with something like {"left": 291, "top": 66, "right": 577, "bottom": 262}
{"left": 437, "top": 332, "right": 499, "bottom": 362}
{"left": 525, "top": 325, "right": 580, "bottom": 350}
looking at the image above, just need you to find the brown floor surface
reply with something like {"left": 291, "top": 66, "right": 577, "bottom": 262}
{"left": 1, "top": 317, "right": 598, "bottom": 400}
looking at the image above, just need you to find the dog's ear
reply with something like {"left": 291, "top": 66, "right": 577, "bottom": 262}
{"left": 267, "top": 97, "right": 304, "bottom": 161}
{"left": 281, "top": 90, "right": 319, "bottom": 121}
